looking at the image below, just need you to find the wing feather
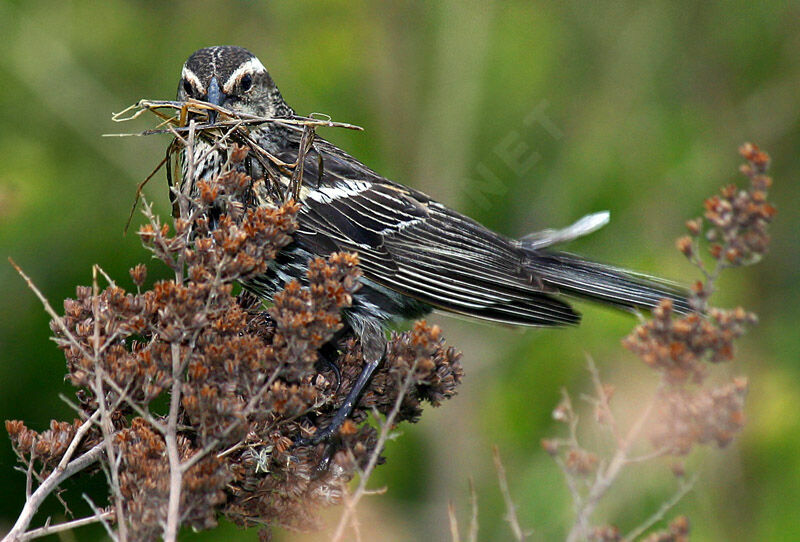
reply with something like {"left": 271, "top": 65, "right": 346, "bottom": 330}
{"left": 260, "top": 128, "right": 580, "bottom": 326}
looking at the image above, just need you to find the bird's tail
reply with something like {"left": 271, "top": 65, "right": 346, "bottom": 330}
{"left": 521, "top": 249, "right": 692, "bottom": 315}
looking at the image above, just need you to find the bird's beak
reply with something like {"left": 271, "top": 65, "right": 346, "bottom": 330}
{"left": 205, "top": 76, "right": 224, "bottom": 124}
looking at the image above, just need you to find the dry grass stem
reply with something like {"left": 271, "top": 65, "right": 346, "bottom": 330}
{"left": 493, "top": 445, "right": 527, "bottom": 541}
{"left": 448, "top": 501, "right": 460, "bottom": 542}
{"left": 468, "top": 477, "right": 479, "bottom": 542}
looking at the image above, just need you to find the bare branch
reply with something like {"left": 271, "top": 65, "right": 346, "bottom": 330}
{"left": 83, "top": 494, "right": 118, "bottom": 542}
{"left": 585, "top": 356, "right": 621, "bottom": 444}
{"left": 623, "top": 476, "right": 696, "bottom": 542}
{"left": 566, "top": 387, "right": 659, "bottom": 542}
{"left": 3, "top": 444, "right": 104, "bottom": 542}
{"left": 163, "top": 343, "right": 185, "bottom": 542}
{"left": 16, "top": 510, "right": 114, "bottom": 542}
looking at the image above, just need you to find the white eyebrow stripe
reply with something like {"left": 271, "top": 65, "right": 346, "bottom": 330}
{"left": 181, "top": 66, "right": 205, "bottom": 92}
{"left": 222, "top": 57, "right": 266, "bottom": 93}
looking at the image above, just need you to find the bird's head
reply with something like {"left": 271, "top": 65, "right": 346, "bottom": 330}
{"left": 177, "top": 45, "right": 292, "bottom": 120}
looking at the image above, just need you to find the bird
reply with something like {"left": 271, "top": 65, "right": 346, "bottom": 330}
{"left": 175, "top": 45, "right": 690, "bottom": 443}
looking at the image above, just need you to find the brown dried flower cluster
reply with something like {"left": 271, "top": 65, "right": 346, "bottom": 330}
{"left": 116, "top": 418, "right": 230, "bottom": 540}
{"left": 677, "top": 142, "right": 775, "bottom": 307}
{"left": 5, "top": 140, "right": 463, "bottom": 540}
{"left": 588, "top": 525, "right": 621, "bottom": 541}
{"left": 565, "top": 448, "right": 600, "bottom": 477}
{"left": 622, "top": 144, "right": 774, "bottom": 456}
{"left": 5, "top": 419, "right": 94, "bottom": 474}
{"left": 650, "top": 378, "right": 748, "bottom": 455}
{"left": 640, "top": 516, "right": 690, "bottom": 542}
{"left": 622, "top": 300, "right": 757, "bottom": 385}
{"left": 626, "top": 297, "right": 754, "bottom": 458}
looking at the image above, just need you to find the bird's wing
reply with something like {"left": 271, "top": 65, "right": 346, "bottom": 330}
{"left": 266, "top": 131, "right": 579, "bottom": 326}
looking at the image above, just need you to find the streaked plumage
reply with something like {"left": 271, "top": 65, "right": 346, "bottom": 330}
{"left": 176, "top": 46, "right": 690, "bottom": 442}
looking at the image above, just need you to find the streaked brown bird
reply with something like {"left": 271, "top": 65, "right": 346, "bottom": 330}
{"left": 176, "top": 45, "right": 689, "bottom": 443}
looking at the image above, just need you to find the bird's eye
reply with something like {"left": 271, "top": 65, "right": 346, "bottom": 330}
{"left": 240, "top": 73, "right": 253, "bottom": 92}
{"left": 182, "top": 79, "right": 193, "bottom": 96}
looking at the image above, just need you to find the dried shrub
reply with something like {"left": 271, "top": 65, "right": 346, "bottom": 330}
{"left": 544, "top": 143, "right": 775, "bottom": 540}
{"left": 5, "top": 133, "right": 463, "bottom": 541}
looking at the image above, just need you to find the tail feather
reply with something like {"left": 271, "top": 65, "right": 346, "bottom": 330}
{"left": 522, "top": 250, "right": 692, "bottom": 315}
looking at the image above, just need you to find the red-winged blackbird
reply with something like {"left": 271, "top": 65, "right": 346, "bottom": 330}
{"left": 176, "top": 46, "right": 690, "bottom": 443}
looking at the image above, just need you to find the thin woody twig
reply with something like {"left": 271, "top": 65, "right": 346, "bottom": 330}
{"left": 93, "top": 264, "right": 117, "bottom": 288}
{"left": 289, "top": 123, "right": 316, "bottom": 200}
{"left": 493, "top": 445, "right": 526, "bottom": 541}
{"left": 24, "top": 451, "right": 34, "bottom": 500}
{"left": 331, "top": 360, "right": 421, "bottom": 542}
{"left": 83, "top": 495, "right": 117, "bottom": 542}
{"left": 9, "top": 259, "right": 92, "bottom": 362}
{"left": 566, "top": 386, "right": 660, "bottom": 542}
{"left": 55, "top": 411, "right": 100, "bottom": 473}
{"left": 622, "top": 476, "right": 695, "bottom": 542}
{"left": 16, "top": 510, "right": 114, "bottom": 542}
{"left": 584, "top": 356, "right": 621, "bottom": 444}
{"left": 90, "top": 266, "right": 128, "bottom": 542}
{"left": 110, "top": 98, "right": 363, "bottom": 131}
{"left": 125, "top": 153, "right": 170, "bottom": 234}
{"left": 163, "top": 343, "right": 185, "bottom": 542}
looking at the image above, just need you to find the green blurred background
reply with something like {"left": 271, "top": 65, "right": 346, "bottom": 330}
{"left": 1, "top": 1, "right": 798, "bottom": 540}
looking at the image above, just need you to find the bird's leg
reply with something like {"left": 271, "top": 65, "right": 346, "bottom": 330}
{"left": 314, "top": 328, "right": 349, "bottom": 392}
{"left": 296, "top": 321, "right": 386, "bottom": 446}
{"left": 315, "top": 344, "right": 342, "bottom": 392}
{"left": 299, "top": 357, "right": 381, "bottom": 446}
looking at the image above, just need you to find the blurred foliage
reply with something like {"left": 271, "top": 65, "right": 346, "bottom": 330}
{"left": 0, "top": 1, "right": 798, "bottom": 540}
